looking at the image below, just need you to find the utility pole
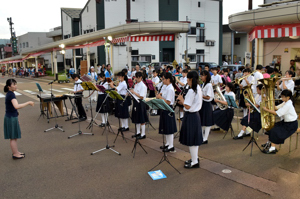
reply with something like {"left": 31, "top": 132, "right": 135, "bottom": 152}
{"left": 7, "top": 17, "right": 15, "bottom": 56}
{"left": 248, "top": 0, "right": 253, "bottom": 10}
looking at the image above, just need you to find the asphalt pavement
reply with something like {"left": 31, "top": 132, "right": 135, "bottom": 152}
{"left": 0, "top": 75, "right": 300, "bottom": 199}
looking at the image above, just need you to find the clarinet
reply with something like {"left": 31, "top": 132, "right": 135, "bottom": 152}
{"left": 172, "top": 83, "right": 189, "bottom": 110}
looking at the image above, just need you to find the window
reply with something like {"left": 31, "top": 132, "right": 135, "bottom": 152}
{"left": 66, "top": 15, "right": 68, "bottom": 21}
{"left": 235, "top": 37, "right": 240, "bottom": 45}
{"left": 196, "top": 49, "right": 205, "bottom": 62}
{"left": 196, "top": 49, "right": 204, "bottom": 54}
{"left": 188, "top": 54, "right": 196, "bottom": 62}
{"left": 87, "top": 6, "right": 89, "bottom": 12}
{"left": 196, "top": 22, "right": 205, "bottom": 28}
{"left": 198, "top": 2, "right": 201, "bottom": 7}
{"left": 189, "top": 27, "right": 196, "bottom": 35}
{"left": 196, "top": 29, "right": 205, "bottom": 42}
{"left": 131, "top": 50, "right": 139, "bottom": 55}
{"left": 205, "top": 40, "right": 215, "bottom": 46}
{"left": 26, "top": 42, "right": 29, "bottom": 47}
{"left": 19, "top": 43, "right": 22, "bottom": 48}
{"left": 23, "top": 43, "right": 25, "bottom": 48}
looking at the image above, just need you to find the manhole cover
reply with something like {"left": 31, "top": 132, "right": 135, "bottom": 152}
{"left": 222, "top": 169, "right": 232, "bottom": 174}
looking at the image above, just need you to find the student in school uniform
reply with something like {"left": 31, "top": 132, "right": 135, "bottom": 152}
{"left": 252, "top": 65, "right": 264, "bottom": 96}
{"left": 130, "top": 72, "right": 149, "bottom": 139}
{"left": 96, "top": 73, "right": 110, "bottom": 127}
{"left": 239, "top": 68, "right": 254, "bottom": 117}
{"left": 233, "top": 84, "right": 263, "bottom": 139}
{"left": 109, "top": 72, "right": 129, "bottom": 131}
{"left": 261, "top": 89, "right": 298, "bottom": 154}
{"left": 156, "top": 72, "right": 177, "bottom": 153}
{"left": 213, "top": 82, "right": 235, "bottom": 133}
{"left": 176, "top": 69, "right": 188, "bottom": 120}
{"left": 151, "top": 70, "right": 160, "bottom": 116}
{"left": 199, "top": 70, "right": 214, "bottom": 144}
{"left": 88, "top": 66, "right": 98, "bottom": 102}
{"left": 276, "top": 70, "right": 295, "bottom": 94}
{"left": 178, "top": 71, "right": 203, "bottom": 169}
{"left": 211, "top": 67, "right": 223, "bottom": 86}
{"left": 71, "top": 74, "right": 87, "bottom": 121}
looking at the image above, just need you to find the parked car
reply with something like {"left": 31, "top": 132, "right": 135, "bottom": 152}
{"left": 131, "top": 61, "right": 150, "bottom": 69}
{"left": 221, "top": 64, "right": 245, "bottom": 80}
{"left": 197, "top": 62, "right": 218, "bottom": 70}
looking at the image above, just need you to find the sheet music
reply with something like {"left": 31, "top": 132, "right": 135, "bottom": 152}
{"left": 127, "top": 89, "right": 140, "bottom": 103}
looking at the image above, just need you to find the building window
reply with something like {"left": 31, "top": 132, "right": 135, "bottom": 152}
{"left": 23, "top": 43, "right": 25, "bottom": 48}
{"left": 196, "top": 29, "right": 205, "bottom": 42}
{"left": 189, "top": 27, "right": 196, "bottom": 35}
{"left": 26, "top": 42, "right": 29, "bottom": 47}
{"left": 235, "top": 37, "right": 240, "bottom": 45}
{"left": 19, "top": 43, "right": 22, "bottom": 48}
{"left": 66, "top": 16, "right": 68, "bottom": 21}
{"left": 205, "top": 40, "right": 215, "bottom": 46}
{"left": 196, "top": 22, "right": 205, "bottom": 28}
{"left": 131, "top": 50, "right": 139, "bottom": 55}
{"left": 188, "top": 54, "right": 196, "bottom": 62}
{"left": 196, "top": 49, "right": 205, "bottom": 62}
{"left": 198, "top": 2, "right": 201, "bottom": 7}
{"left": 87, "top": 6, "right": 89, "bottom": 12}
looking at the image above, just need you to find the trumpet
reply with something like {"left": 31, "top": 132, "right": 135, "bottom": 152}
{"left": 235, "top": 70, "right": 256, "bottom": 85}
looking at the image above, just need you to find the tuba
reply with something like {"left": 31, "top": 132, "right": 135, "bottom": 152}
{"left": 213, "top": 85, "right": 228, "bottom": 110}
{"left": 259, "top": 77, "right": 280, "bottom": 131}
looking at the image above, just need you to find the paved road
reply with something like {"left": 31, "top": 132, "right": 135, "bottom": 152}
{"left": 0, "top": 76, "right": 299, "bottom": 199}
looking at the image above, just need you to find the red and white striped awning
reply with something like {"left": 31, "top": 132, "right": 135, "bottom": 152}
{"left": 110, "top": 34, "right": 174, "bottom": 43}
{"left": 249, "top": 23, "right": 300, "bottom": 41}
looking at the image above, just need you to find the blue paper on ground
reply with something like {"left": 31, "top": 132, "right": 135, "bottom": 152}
{"left": 148, "top": 170, "right": 167, "bottom": 180}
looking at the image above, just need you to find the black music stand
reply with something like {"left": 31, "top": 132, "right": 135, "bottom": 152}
{"left": 91, "top": 89, "right": 120, "bottom": 156}
{"left": 146, "top": 98, "right": 180, "bottom": 174}
{"left": 242, "top": 98, "right": 262, "bottom": 156}
{"left": 67, "top": 93, "right": 94, "bottom": 139}
{"left": 36, "top": 83, "right": 47, "bottom": 121}
{"left": 82, "top": 82, "right": 99, "bottom": 131}
{"left": 44, "top": 81, "right": 64, "bottom": 133}
{"left": 223, "top": 95, "right": 238, "bottom": 139}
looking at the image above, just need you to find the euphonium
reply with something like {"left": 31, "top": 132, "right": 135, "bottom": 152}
{"left": 259, "top": 77, "right": 280, "bottom": 131}
{"left": 213, "top": 84, "right": 228, "bottom": 110}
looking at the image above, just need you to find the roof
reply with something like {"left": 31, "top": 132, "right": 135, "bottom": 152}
{"left": 61, "top": 8, "right": 82, "bottom": 19}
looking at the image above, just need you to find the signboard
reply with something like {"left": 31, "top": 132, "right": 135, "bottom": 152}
{"left": 245, "top": 52, "right": 251, "bottom": 65}
{"left": 12, "top": 37, "right": 18, "bottom": 54}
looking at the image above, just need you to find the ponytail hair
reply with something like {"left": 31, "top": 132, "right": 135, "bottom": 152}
{"left": 187, "top": 71, "right": 199, "bottom": 93}
{"left": 4, "top": 79, "right": 17, "bottom": 93}
{"left": 117, "top": 71, "right": 129, "bottom": 88}
{"left": 163, "top": 72, "right": 176, "bottom": 88}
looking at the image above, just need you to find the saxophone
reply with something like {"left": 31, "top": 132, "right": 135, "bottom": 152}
{"left": 259, "top": 77, "right": 280, "bottom": 131}
{"left": 213, "top": 85, "right": 228, "bottom": 110}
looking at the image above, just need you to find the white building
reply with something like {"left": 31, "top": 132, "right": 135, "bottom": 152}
{"left": 76, "top": 0, "right": 220, "bottom": 71}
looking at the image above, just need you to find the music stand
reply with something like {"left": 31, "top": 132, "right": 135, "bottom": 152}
{"left": 82, "top": 82, "right": 99, "bottom": 131}
{"left": 223, "top": 95, "right": 238, "bottom": 139}
{"left": 36, "top": 83, "right": 47, "bottom": 120}
{"left": 44, "top": 81, "right": 64, "bottom": 133}
{"left": 145, "top": 98, "right": 180, "bottom": 174}
{"left": 242, "top": 98, "right": 262, "bottom": 156}
{"left": 67, "top": 93, "right": 94, "bottom": 139}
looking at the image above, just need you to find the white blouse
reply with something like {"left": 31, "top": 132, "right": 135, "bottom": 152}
{"left": 240, "top": 76, "right": 254, "bottom": 88}
{"left": 162, "top": 84, "right": 175, "bottom": 105}
{"left": 211, "top": 74, "right": 223, "bottom": 85}
{"left": 179, "top": 76, "right": 187, "bottom": 88}
{"left": 74, "top": 79, "right": 84, "bottom": 92}
{"left": 116, "top": 81, "right": 127, "bottom": 96}
{"left": 184, "top": 85, "right": 202, "bottom": 112}
{"left": 134, "top": 81, "right": 147, "bottom": 99}
{"left": 97, "top": 81, "right": 109, "bottom": 95}
{"left": 279, "top": 80, "right": 295, "bottom": 94}
{"left": 201, "top": 83, "right": 214, "bottom": 102}
{"left": 276, "top": 100, "right": 297, "bottom": 122}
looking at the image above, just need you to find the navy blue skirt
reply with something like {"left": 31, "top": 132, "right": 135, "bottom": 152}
{"left": 269, "top": 120, "right": 298, "bottom": 144}
{"left": 239, "top": 90, "right": 246, "bottom": 108}
{"left": 240, "top": 111, "right": 262, "bottom": 133}
{"left": 115, "top": 95, "right": 129, "bottom": 119}
{"left": 127, "top": 96, "right": 132, "bottom": 106}
{"left": 96, "top": 94, "right": 110, "bottom": 113}
{"left": 159, "top": 106, "right": 177, "bottom": 135}
{"left": 179, "top": 112, "right": 203, "bottom": 146}
{"left": 199, "top": 101, "right": 214, "bottom": 126}
{"left": 213, "top": 108, "right": 234, "bottom": 131}
{"left": 131, "top": 100, "right": 149, "bottom": 124}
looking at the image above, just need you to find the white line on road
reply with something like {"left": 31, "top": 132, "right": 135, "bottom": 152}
{"left": 0, "top": 93, "right": 5, "bottom": 98}
{"left": 62, "top": 88, "right": 73, "bottom": 91}
{"left": 24, "top": 90, "right": 38, "bottom": 94}
{"left": 51, "top": 89, "right": 64, "bottom": 92}
{"left": 14, "top": 92, "right": 22, "bottom": 96}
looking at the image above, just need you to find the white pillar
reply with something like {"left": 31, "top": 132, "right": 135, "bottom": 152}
{"left": 50, "top": 52, "right": 54, "bottom": 74}
{"left": 87, "top": 47, "right": 90, "bottom": 72}
{"left": 257, "top": 38, "right": 264, "bottom": 66}
{"left": 127, "top": 35, "right": 132, "bottom": 72}
{"left": 73, "top": 49, "right": 77, "bottom": 74}
{"left": 35, "top": 57, "right": 38, "bottom": 72}
{"left": 22, "top": 61, "right": 25, "bottom": 68}
{"left": 53, "top": 50, "right": 58, "bottom": 76}
{"left": 174, "top": 33, "right": 180, "bottom": 65}
{"left": 110, "top": 44, "right": 114, "bottom": 75}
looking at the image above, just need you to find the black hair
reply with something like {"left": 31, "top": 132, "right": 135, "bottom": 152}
{"left": 98, "top": 73, "right": 107, "bottom": 84}
{"left": 204, "top": 65, "right": 209, "bottom": 68}
{"left": 267, "top": 67, "right": 274, "bottom": 74}
{"left": 200, "top": 70, "right": 211, "bottom": 86}
{"left": 163, "top": 72, "right": 176, "bottom": 88}
{"left": 243, "top": 68, "right": 252, "bottom": 73}
{"left": 167, "top": 66, "right": 171, "bottom": 69}
{"left": 4, "top": 79, "right": 17, "bottom": 93}
{"left": 142, "top": 70, "right": 147, "bottom": 80}
{"left": 226, "top": 82, "right": 235, "bottom": 92}
{"left": 136, "top": 71, "right": 142, "bottom": 78}
{"left": 117, "top": 71, "right": 129, "bottom": 88}
{"left": 122, "top": 68, "right": 128, "bottom": 74}
{"left": 290, "top": 66, "right": 295, "bottom": 70}
{"left": 211, "top": 67, "right": 218, "bottom": 71}
{"left": 72, "top": 74, "right": 79, "bottom": 79}
{"left": 286, "top": 70, "right": 293, "bottom": 76}
{"left": 281, "top": 89, "right": 293, "bottom": 99}
{"left": 274, "top": 68, "right": 279, "bottom": 73}
{"left": 256, "top": 65, "right": 263, "bottom": 70}
{"left": 223, "top": 68, "right": 228, "bottom": 73}
{"left": 238, "top": 67, "right": 244, "bottom": 72}
{"left": 136, "top": 63, "right": 140, "bottom": 66}
{"left": 97, "top": 64, "right": 100, "bottom": 66}
{"left": 187, "top": 66, "right": 191, "bottom": 70}
{"left": 153, "top": 70, "right": 157, "bottom": 73}
{"left": 182, "top": 69, "right": 188, "bottom": 73}
{"left": 256, "top": 84, "right": 263, "bottom": 91}
{"left": 176, "top": 66, "right": 181, "bottom": 73}
{"left": 187, "top": 71, "right": 199, "bottom": 93}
